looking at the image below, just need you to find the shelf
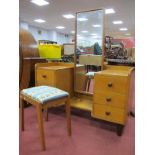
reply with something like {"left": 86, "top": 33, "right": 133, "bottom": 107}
{"left": 70, "top": 97, "right": 92, "bottom": 111}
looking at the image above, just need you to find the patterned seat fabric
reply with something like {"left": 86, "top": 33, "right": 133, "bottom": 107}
{"left": 21, "top": 86, "right": 69, "bottom": 104}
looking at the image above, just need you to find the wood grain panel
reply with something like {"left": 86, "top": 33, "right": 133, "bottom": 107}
{"left": 92, "top": 104, "right": 126, "bottom": 124}
{"left": 94, "top": 91, "right": 127, "bottom": 109}
{"left": 36, "top": 69, "right": 54, "bottom": 84}
{"left": 94, "top": 74, "right": 128, "bottom": 94}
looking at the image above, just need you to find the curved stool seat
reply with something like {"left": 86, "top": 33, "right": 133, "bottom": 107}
{"left": 20, "top": 86, "right": 71, "bottom": 151}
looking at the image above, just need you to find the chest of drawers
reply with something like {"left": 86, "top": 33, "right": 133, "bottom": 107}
{"left": 92, "top": 68, "right": 134, "bottom": 135}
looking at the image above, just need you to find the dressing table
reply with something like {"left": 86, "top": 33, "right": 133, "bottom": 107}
{"left": 35, "top": 8, "right": 134, "bottom": 136}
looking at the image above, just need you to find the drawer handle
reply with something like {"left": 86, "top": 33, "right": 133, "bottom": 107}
{"left": 106, "top": 98, "right": 112, "bottom": 102}
{"left": 105, "top": 112, "right": 111, "bottom": 116}
{"left": 42, "top": 75, "right": 47, "bottom": 78}
{"left": 108, "top": 82, "right": 113, "bottom": 87}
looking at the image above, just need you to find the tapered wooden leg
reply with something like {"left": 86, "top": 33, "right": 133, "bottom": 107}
{"left": 36, "top": 104, "right": 46, "bottom": 151}
{"left": 45, "top": 107, "right": 48, "bottom": 121}
{"left": 65, "top": 97, "right": 71, "bottom": 136}
{"left": 130, "top": 111, "right": 135, "bottom": 117}
{"left": 20, "top": 95, "right": 24, "bottom": 131}
{"left": 116, "top": 124, "right": 124, "bottom": 136}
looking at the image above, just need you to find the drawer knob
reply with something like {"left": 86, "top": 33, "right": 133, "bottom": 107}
{"left": 108, "top": 82, "right": 113, "bottom": 87}
{"left": 42, "top": 75, "right": 47, "bottom": 78}
{"left": 106, "top": 98, "right": 112, "bottom": 102}
{"left": 105, "top": 112, "right": 111, "bottom": 116}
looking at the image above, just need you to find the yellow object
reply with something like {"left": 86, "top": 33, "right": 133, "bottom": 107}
{"left": 38, "top": 44, "right": 61, "bottom": 59}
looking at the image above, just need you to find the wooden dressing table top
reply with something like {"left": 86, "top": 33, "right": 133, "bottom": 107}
{"left": 38, "top": 66, "right": 73, "bottom": 70}
{"left": 96, "top": 69, "right": 132, "bottom": 76}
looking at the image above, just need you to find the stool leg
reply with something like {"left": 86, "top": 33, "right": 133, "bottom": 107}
{"left": 20, "top": 96, "right": 24, "bottom": 131}
{"left": 36, "top": 105, "right": 46, "bottom": 151}
{"left": 65, "top": 97, "right": 71, "bottom": 136}
{"left": 45, "top": 107, "right": 48, "bottom": 121}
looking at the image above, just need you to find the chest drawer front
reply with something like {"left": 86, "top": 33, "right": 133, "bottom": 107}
{"left": 36, "top": 69, "right": 54, "bottom": 84}
{"left": 94, "top": 75, "right": 128, "bottom": 94}
{"left": 94, "top": 91, "right": 127, "bottom": 109}
{"left": 92, "top": 104, "right": 126, "bottom": 124}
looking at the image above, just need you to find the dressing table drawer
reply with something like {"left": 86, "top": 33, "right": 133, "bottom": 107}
{"left": 94, "top": 91, "right": 127, "bottom": 109}
{"left": 92, "top": 104, "right": 126, "bottom": 124}
{"left": 94, "top": 74, "right": 128, "bottom": 94}
{"left": 36, "top": 69, "right": 54, "bottom": 84}
{"left": 35, "top": 64, "right": 74, "bottom": 97}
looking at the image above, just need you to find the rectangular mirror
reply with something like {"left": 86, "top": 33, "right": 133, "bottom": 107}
{"left": 74, "top": 9, "right": 105, "bottom": 94}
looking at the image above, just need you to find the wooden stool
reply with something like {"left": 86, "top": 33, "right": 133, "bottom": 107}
{"left": 20, "top": 86, "right": 71, "bottom": 151}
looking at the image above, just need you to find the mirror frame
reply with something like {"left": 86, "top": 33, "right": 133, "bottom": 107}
{"left": 74, "top": 8, "right": 106, "bottom": 94}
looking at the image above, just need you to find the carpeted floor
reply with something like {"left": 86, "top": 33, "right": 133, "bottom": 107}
{"left": 20, "top": 106, "right": 135, "bottom": 155}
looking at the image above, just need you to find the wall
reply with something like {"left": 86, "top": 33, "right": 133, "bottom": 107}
{"left": 29, "top": 26, "right": 49, "bottom": 41}
{"left": 19, "top": 21, "right": 72, "bottom": 45}
{"left": 20, "top": 22, "right": 29, "bottom": 30}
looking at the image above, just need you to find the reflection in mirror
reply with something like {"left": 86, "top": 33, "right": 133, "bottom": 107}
{"left": 75, "top": 9, "right": 105, "bottom": 94}
{"left": 105, "top": 12, "right": 135, "bottom": 65}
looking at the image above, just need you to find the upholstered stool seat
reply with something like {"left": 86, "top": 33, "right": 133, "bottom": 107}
{"left": 21, "top": 86, "right": 69, "bottom": 103}
{"left": 20, "top": 86, "right": 71, "bottom": 151}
